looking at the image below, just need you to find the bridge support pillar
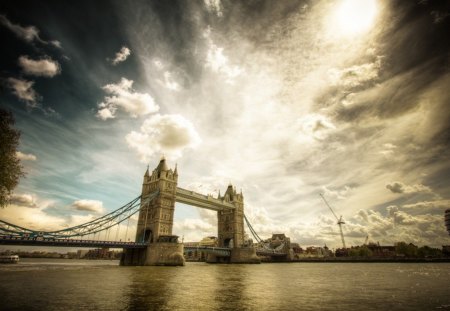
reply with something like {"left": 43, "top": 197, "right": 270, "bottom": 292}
{"left": 230, "top": 247, "right": 260, "bottom": 264}
{"left": 144, "top": 242, "right": 185, "bottom": 266}
{"left": 120, "top": 242, "right": 185, "bottom": 266}
{"left": 205, "top": 247, "right": 260, "bottom": 264}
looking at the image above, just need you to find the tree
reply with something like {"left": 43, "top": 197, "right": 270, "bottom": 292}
{"left": 395, "top": 242, "right": 418, "bottom": 257}
{"left": 0, "top": 109, "right": 25, "bottom": 207}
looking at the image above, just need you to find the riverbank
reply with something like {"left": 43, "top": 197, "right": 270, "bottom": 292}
{"left": 288, "top": 257, "right": 450, "bottom": 263}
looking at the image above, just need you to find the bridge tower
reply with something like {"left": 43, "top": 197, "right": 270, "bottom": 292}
{"left": 214, "top": 185, "right": 260, "bottom": 264}
{"left": 136, "top": 158, "right": 177, "bottom": 243}
{"left": 218, "top": 185, "right": 245, "bottom": 248}
{"left": 121, "top": 158, "right": 184, "bottom": 266}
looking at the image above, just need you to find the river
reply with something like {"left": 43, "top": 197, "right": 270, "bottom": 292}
{"left": 0, "top": 259, "right": 449, "bottom": 311}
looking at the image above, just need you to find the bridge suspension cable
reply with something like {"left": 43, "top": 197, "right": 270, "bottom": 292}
{"left": 243, "top": 213, "right": 264, "bottom": 244}
{"left": 244, "top": 213, "right": 289, "bottom": 254}
{"left": 0, "top": 190, "right": 159, "bottom": 240}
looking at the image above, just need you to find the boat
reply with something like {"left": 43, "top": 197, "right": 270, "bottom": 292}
{"left": 0, "top": 255, "right": 20, "bottom": 264}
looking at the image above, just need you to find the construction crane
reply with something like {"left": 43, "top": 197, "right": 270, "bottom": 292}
{"left": 319, "top": 193, "right": 346, "bottom": 249}
{"left": 363, "top": 235, "right": 369, "bottom": 245}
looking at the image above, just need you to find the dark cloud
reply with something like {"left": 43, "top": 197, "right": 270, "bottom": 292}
{"left": 386, "top": 181, "right": 432, "bottom": 194}
{"left": 10, "top": 194, "right": 37, "bottom": 208}
{"left": 386, "top": 182, "right": 405, "bottom": 193}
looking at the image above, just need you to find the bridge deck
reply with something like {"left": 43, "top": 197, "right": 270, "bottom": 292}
{"left": 176, "top": 187, "right": 235, "bottom": 211}
{"left": 184, "top": 246, "right": 231, "bottom": 257}
{"left": 0, "top": 237, "right": 147, "bottom": 249}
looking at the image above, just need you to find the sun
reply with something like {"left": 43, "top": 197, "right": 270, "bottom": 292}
{"left": 334, "top": 0, "right": 378, "bottom": 36}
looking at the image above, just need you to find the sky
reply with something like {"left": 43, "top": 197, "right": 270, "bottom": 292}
{"left": 1, "top": 0, "right": 449, "bottom": 249}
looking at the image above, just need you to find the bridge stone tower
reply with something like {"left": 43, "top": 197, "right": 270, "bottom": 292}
{"left": 217, "top": 185, "right": 245, "bottom": 248}
{"left": 213, "top": 185, "right": 260, "bottom": 264}
{"left": 136, "top": 158, "right": 177, "bottom": 243}
{"left": 121, "top": 158, "right": 184, "bottom": 266}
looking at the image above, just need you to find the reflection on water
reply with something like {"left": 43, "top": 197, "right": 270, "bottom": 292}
{"left": 1, "top": 259, "right": 449, "bottom": 311}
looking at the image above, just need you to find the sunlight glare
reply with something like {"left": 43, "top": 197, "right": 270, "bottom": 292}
{"left": 335, "top": 0, "right": 377, "bottom": 36}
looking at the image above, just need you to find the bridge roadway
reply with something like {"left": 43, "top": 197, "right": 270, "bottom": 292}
{"left": 175, "top": 187, "right": 235, "bottom": 211}
{"left": 0, "top": 237, "right": 233, "bottom": 256}
{"left": 184, "top": 246, "right": 231, "bottom": 257}
{"left": 256, "top": 249, "right": 288, "bottom": 257}
{"left": 0, "top": 237, "right": 148, "bottom": 249}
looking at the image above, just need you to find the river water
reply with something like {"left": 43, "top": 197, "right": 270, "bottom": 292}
{"left": 0, "top": 259, "right": 449, "bottom": 311}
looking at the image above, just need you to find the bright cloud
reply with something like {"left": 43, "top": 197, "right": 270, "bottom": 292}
{"left": 299, "top": 114, "right": 336, "bottom": 141}
{"left": 16, "top": 151, "right": 37, "bottom": 161}
{"left": 163, "top": 71, "right": 180, "bottom": 91}
{"left": 71, "top": 199, "right": 104, "bottom": 214}
{"left": 173, "top": 218, "right": 216, "bottom": 241}
{"left": 96, "top": 78, "right": 159, "bottom": 120}
{"left": 110, "top": 46, "right": 131, "bottom": 65}
{"left": 204, "top": 0, "right": 223, "bottom": 17}
{"left": 0, "top": 195, "right": 65, "bottom": 231}
{"left": 328, "top": 58, "right": 381, "bottom": 88}
{"left": 204, "top": 28, "right": 242, "bottom": 83}
{"left": 18, "top": 55, "right": 61, "bottom": 77}
{"left": 6, "top": 77, "right": 39, "bottom": 107}
{"left": 126, "top": 113, "right": 201, "bottom": 161}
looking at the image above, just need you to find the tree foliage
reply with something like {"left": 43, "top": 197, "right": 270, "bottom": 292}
{"left": 395, "top": 242, "right": 418, "bottom": 257}
{"left": 0, "top": 109, "right": 24, "bottom": 207}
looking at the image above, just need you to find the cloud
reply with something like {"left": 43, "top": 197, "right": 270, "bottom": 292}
{"left": 402, "top": 200, "right": 450, "bottom": 214}
{"left": 51, "top": 40, "right": 62, "bottom": 48}
{"left": 16, "top": 151, "right": 37, "bottom": 161}
{"left": 18, "top": 55, "right": 61, "bottom": 77}
{"left": 9, "top": 194, "right": 37, "bottom": 208}
{"left": 204, "top": 28, "right": 243, "bottom": 83}
{"left": 71, "top": 199, "right": 104, "bottom": 214}
{"left": 163, "top": 71, "right": 180, "bottom": 91}
{"left": 322, "top": 185, "right": 354, "bottom": 200}
{"left": 204, "top": 0, "right": 223, "bottom": 17}
{"left": 379, "top": 143, "right": 397, "bottom": 156}
{"left": 6, "top": 77, "right": 39, "bottom": 107}
{"left": 328, "top": 57, "right": 381, "bottom": 88}
{"left": 430, "top": 10, "right": 450, "bottom": 24}
{"left": 110, "top": 46, "right": 131, "bottom": 65}
{"left": 173, "top": 218, "right": 216, "bottom": 241}
{"left": 0, "top": 14, "right": 60, "bottom": 47}
{"left": 299, "top": 114, "right": 336, "bottom": 140}
{"left": 126, "top": 113, "right": 201, "bottom": 161}
{"left": 386, "top": 181, "right": 432, "bottom": 194}
{"left": 0, "top": 204, "right": 65, "bottom": 232}
{"left": 96, "top": 78, "right": 159, "bottom": 120}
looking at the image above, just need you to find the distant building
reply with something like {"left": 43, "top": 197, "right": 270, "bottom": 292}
{"left": 290, "top": 243, "right": 303, "bottom": 254}
{"left": 366, "top": 243, "right": 396, "bottom": 257}
{"left": 184, "top": 236, "right": 218, "bottom": 261}
{"left": 83, "top": 248, "right": 120, "bottom": 259}
{"left": 199, "top": 236, "right": 218, "bottom": 247}
{"left": 77, "top": 250, "right": 89, "bottom": 259}
{"left": 268, "top": 234, "right": 291, "bottom": 249}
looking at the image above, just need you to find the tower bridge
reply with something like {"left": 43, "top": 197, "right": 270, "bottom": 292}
{"left": 124, "top": 158, "right": 259, "bottom": 265}
{"left": 0, "top": 158, "right": 284, "bottom": 266}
